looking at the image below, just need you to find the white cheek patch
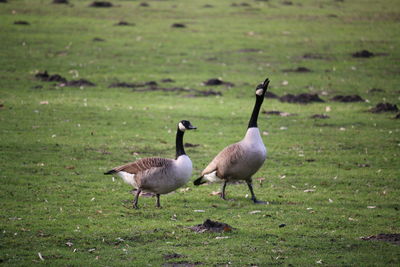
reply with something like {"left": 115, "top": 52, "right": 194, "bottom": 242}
{"left": 256, "top": 89, "right": 264, "bottom": 96}
{"left": 178, "top": 122, "right": 186, "bottom": 131}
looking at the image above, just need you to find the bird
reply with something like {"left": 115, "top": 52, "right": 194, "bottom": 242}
{"left": 104, "top": 120, "right": 196, "bottom": 208}
{"left": 194, "top": 78, "right": 270, "bottom": 204}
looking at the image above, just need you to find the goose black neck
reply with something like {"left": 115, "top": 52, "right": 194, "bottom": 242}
{"left": 175, "top": 128, "right": 186, "bottom": 159}
{"left": 248, "top": 96, "right": 264, "bottom": 128}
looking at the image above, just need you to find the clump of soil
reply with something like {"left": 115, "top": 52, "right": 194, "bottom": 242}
{"left": 172, "top": 23, "right": 186, "bottom": 28}
{"left": 368, "top": 88, "right": 385, "bottom": 93}
{"left": 186, "top": 89, "right": 222, "bottom": 97}
{"left": 161, "top": 78, "right": 175, "bottom": 83}
{"left": 262, "top": 110, "right": 297, "bottom": 117}
{"left": 109, "top": 82, "right": 137, "bottom": 88}
{"left": 163, "top": 253, "right": 184, "bottom": 260}
{"left": 93, "top": 37, "right": 105, "bottom": 42}
{"left": 115, "top": 21, "right": 134, "bottom": 26}
{"left": 53, "top": 0, "right": 69, "bottom": 4}
{"left": 237, "top": 48, "right": 262, "bottom": 53}
{"left": 203, "top": 78, "right": 234, "bottom": 87}
{"left": 369, "top": 102, "right": 398, "bottom": 113}
{"left": 139, "top": 2, "right": 149, "bottom": 7}
{"left": 361, "top": 233, "right": 400, "bottom": 245}
{"left": 303, "top": 53, "right": 325, "bottom": 59}
{"left": 89, "top": 1, "right": 113, "bottom": 7}
{"left": 331, "top": 95, "right": 364, "bottom": 102}
{"left": 279, "top": 93, "right": 324, "bottom": 104}
{"left": 109, "top": 81, "right": 157, "bottom": 88}
{"left": 35, "top": 71, "right": 67, "bottom": 83}
{"left": 282, "top": 1, "right": 293, "bottom": 5}
{"left": 265, "top": 91, "right": 279, "bottom": 99}
{"left": 283, "top": 67, "right": 312, "bottom": 73}
{"left": 310, "top": 114, "right": 330, "bottom": 119}
{"left": 189, "top": 219, "right": 234, "bottom": 233}
{"left": 184, "top": 143, "right": 200, "bottom": 148}
{"left": 352, "top": 50, "right": 374, "bottom": 58}
{"left": 14, "top": 21, "right": 30, "bottom": 25}
{"left": 61, "top": 79, "right": 96, "bottom": 87}
{"left": 231, "top": 3, "right": 251, "bottom": 7}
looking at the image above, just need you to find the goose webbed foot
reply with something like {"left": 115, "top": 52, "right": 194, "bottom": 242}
{"left": 246, "top": 181, "right": 267, "bottom": 204}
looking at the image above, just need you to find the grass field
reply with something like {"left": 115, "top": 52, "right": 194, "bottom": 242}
{"left": 1, "top": 0, "right": 399, "bottom": 266}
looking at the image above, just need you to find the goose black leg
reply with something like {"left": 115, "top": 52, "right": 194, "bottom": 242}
{"left": 246, "top": 181, "right": 267, "bottom": 204}
{"left": 220, "top": 180, "right": 227, "bottom": 200}
{"left": 133, "top": 189, "right": 141, "bottom": 209}
{"left": 156, "top": 194, "right": 161, "bottom": 208}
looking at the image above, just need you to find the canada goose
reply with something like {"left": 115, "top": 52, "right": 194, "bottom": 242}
{"left": 194, "top": 78, "right": 270, "bottom": 204}
{"left": 104, "top": 120, "right": 196, "bottom": 208}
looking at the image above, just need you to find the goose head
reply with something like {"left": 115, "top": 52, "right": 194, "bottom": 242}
{"left": 255, "top": 78, "right": 270, "bottom": 98}
{"left": 178, "top": 120, "right": 197, "bottom": 132}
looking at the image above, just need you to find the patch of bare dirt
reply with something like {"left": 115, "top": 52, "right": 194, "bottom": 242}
{"left": 35, "top": 71, "right": 67, "bottom": 83}
{"left": 352, "top": 50, "right": 374, "bottom": 58}
{"left": 189, "top": 219, "right": 234, "bottom": 233}
{"left": 161, "top": 78, "right": 175, "bottom": 83}
{"left": 109, "top": 81, "right": 157, "bottom": 88}
{"left": 172, "top": 23, "right": 186, "bottom": 28}
{"left": 280, "top": 93, "right": 324, "bottom": 104}
{"left": 237, "top": 48, "right": 261, "bottom": 53}
{"left": 203, "top": 78, "right": 234, "bottom": 87}
{"left": 330, "top": 95, "right": 364, "bottom": 102}
{"left": 283, "top": 67, "right": 312, "bottom": 73}
{"left": 53, "top": 0, "right": 69, "bottom": 4}
{"left": 262, "top": 110, "right": 297, "bottom": 117}
{"left": 361, "top": 233, "right": 400, "bottom": 245}
{"left": 164, "top": 253, "right": 184, "bottom": 260}
{"left": 93, "top": 37, "right": 105, "bottom": 42}
{"left": 368, "top": 88, "right": 385, "bottom": 93}
{"left": 303, "top": 53, "right": 325, "bottom": 60}
{"left": 115, "top": 21, "right": 135, "bottom": 26}
{"left": 163, "top": 262, "right": 203, "bottom": 267}
{"left": 139, "top": 2, "right": 149, "bottom": 7}
{"left": 89, "top": 1, "right": 113, "bottom": 7}
{"left": 184, "top": 143, "right": 200, "bottom": 148}
{"left": 369, "top": 102, "right": 398, "bottom": 113}
{"left": 265, "top": 91, "right": 279, "bottom": 99}
{"left": 310, "top": 114, "right": 330, "bottom": 119}
{"left": 60, "top": 79, "right": 96, "bottom": 87}
{"left": 231, "top": 3, "right": 251, "bottom": 7}
{"left": 14, "top": 21, "right": 30, "bottom": 25}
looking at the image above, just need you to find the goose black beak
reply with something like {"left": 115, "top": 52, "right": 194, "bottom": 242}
{"left": 188, "top": 125, "right": 197, "bottom": 130}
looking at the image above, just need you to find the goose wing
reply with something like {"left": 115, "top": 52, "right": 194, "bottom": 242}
{"left": 201, "top": 142, "right": 244, "bottom": 176}
{"left": 110, "top": 157, "right": 173, "bottom": 175}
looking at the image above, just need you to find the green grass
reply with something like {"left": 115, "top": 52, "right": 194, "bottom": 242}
{"left": 1, "top": 0, "right": 399, "bottom": 266}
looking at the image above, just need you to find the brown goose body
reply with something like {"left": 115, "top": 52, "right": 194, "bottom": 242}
{"left": 194, "top": 78, "right": 270, "bottom": 203}
{"left": 105, "top": 120, "right": 196, "bottom": 208}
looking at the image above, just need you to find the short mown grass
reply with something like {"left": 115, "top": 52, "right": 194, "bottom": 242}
{"left": 0, "top": 0, "right": 399, "bottom": 266}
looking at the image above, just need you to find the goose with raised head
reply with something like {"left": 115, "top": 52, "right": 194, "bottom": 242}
{"left": 105, "top": 120, "right": 196, "bottom": 208}
{"left": 194, "top": 78, "right": 270, "bottom": 203}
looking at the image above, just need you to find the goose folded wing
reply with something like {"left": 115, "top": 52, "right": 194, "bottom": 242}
{"left": 201, "top": 143, "right": 243, "bottom": 176}
{"left": 112, "top": 157, "right": 172, "bottom": 174}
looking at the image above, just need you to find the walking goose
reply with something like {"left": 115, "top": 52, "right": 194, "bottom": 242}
{"left": 194, "top": 78, "right": 270, "bottom": 203}
{"left": 105, "top": 120, "right": 196, "bottom": 208}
